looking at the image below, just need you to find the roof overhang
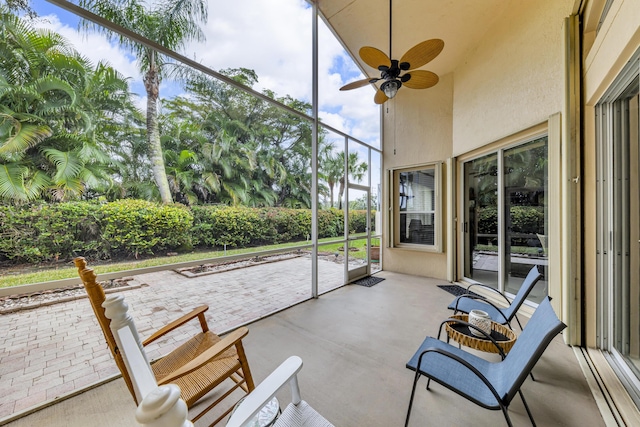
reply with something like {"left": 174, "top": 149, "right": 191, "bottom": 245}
{"left": 316, "top": 0, "right": 516, "bottom": 79}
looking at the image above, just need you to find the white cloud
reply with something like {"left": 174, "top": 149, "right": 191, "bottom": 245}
{"left": 187, "top": 0, "right": 380, "bottom": 144}
{"left": 29, "top": 0, "right": 380, "bottom": 145}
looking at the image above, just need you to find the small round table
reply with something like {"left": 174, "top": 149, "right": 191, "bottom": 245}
{"left": 445, "top": 314, "right": 517, "bottom": 356}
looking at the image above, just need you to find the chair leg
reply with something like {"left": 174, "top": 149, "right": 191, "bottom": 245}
{"left": 405, "top": 371, "right": 422, "bottom": 427}
{"left": 499, "top": 403, "right": 514, "bottom": 427}
{"left": 518, "top": 389, "right": 537, "bottom": 427}
{"left": 514, "top": 315, "right": 524, "bottom": 331}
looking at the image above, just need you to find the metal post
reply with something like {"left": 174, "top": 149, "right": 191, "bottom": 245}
{"left": 343, "top": 136, "right": 349, "bottom": 282}
{"left": 311, "top": 1, "right": 319, "bottom": 298}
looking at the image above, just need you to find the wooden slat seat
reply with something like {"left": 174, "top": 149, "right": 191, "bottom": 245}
{"left": 74, "top": 256, "right": 254, "bottom": 426}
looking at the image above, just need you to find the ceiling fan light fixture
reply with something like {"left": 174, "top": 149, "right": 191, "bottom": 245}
{"left": 381, "top": 80, "right": 401, "bottom": 99}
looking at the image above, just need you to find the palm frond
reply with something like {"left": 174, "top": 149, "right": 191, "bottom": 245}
{"left": 23, "top": 169, "right": 51, "bottom": 200}
{"left": 0, "top": 112, "right": 52, "bottom": 156}
{"left": 0, "top": 162, "right": 28, "bottom": 201}
{"left": 32, "top": 75, "right": 77, "bottom": 105}
{"left": 42, "top": 147, "right": 83, "bottom": 183}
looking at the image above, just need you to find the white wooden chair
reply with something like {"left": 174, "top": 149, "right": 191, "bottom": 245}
{"left": 226, "top": 356, "right": 335, "bottom": 427}
{"left": 103, "top": 294, "right": 193, "bottom": 426}
{"left": 105, "top": 294, "right": 333, "bottom": 427}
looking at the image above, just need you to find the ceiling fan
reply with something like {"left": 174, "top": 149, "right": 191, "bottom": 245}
{"left": 339, "top": 0, "right": 444, "bottom": 104}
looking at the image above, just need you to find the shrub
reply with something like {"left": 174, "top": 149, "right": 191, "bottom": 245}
{"left": 477, "top": 206, "right": 544, "bottom": 235}
{"left": 100, "top": 200, "right": 193, "bottom": 257}
{"left": 191, "top": 205, "right": 259, "bottom": 248}
{"left": 255, "top": 208, "right": 309, "bottom": 244}
{"left": 0, "top": 201, "right": 375, "bottom": 263}
{"left": 0, "top": 202, "right": 103, "bottom": 263}
{"left": 317, "top": 209, "right": 342, "bottom": 238}
{"left": 349, "top": 210, "right": 368, "bottom": 233}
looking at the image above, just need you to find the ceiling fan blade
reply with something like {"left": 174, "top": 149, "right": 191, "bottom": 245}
{"left": 402, "top": 70, "right": 439, "bottom": 89}
{"left": 374, "top": 89, "right": 389, "bottom": 104}
{"left": 400, "top": 39, "right": 444, "bottom": 71}
{"left": 359, "top": 46, "right": 391, "bottom": 70}
{"left": 340, "top": 78, "right": 379, "bottom": 91}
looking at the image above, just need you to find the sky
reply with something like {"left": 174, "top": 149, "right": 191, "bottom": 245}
{"left": 25, "top": 0, "right": 381, "bottom": 150}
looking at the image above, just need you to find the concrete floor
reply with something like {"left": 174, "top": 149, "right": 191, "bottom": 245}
{"left": 5, "top": 271, "right": 604, "bottom": 427}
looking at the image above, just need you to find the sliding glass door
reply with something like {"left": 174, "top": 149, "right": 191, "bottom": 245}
{"left": 596, "top": 60, "right": 640, "bottom": 400}
{"left": 463, "top": 153, "right": 499, "bottom": 288}
{"left": 462, "top": 137, "right": 548, "bottom": 303}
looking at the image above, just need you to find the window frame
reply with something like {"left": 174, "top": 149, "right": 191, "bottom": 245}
{"left": 390, "top": 162, "right": 443, "bottom": 252}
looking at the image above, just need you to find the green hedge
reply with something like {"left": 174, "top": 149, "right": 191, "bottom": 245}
{"left": 100, "top": 200, "right": 193, "bottom": 257}
{"left": 0, "top": 201, "right": 370, "bottom": 263}
{"left": 477, "top": 206, "right": 545, "bottom": 234}
{"left": 0, "top": 202, "right": 103, "bottom": 262}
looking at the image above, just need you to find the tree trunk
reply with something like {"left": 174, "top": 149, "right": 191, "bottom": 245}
{"left": 329, "top": 182, "right": 335, "bottom": 208}
{"left": 338, "top": 177, "right": 345, "bottom": 210}
{"left": 144, "top": 53, "right": 172, "bottom": 204}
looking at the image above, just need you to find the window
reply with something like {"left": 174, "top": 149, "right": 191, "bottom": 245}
{"left": 392, "top": 164, "right": 442, "bottom": 251}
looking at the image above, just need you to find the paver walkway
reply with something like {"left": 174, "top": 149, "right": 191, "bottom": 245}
{"left": 0, "top": 256, "right": 350, "bottom": 422}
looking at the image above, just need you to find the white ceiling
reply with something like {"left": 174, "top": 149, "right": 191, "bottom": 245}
{"left": 316, "top": 0, "right": 515, "bottom": 78}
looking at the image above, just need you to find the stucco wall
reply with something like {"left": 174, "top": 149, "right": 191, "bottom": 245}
{"left": 381, "top": 73, "right": 453, "bottom": 279}
{"left": 381, "top": 0, "right": 574, "bottom": 280}
{"left": 452, "top": 0, "right": 574, "bottom": 155}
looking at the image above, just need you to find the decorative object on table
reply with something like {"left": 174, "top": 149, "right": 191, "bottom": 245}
{"left": 468, "top": 309, "right": 492, "bottom": 337}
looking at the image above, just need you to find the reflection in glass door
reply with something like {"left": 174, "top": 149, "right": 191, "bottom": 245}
{"left": 463, "top": 138, "right": 549, "bottom": 303}
{"left": 464, "top": 154, "right": 499, "bottom": 289}
{"left": 503, "top": 139, "right": 548, "bottom": 300}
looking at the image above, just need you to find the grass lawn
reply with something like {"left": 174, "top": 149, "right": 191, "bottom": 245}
{"left": 0, "top": 236, "right": 379, "bottom": 289}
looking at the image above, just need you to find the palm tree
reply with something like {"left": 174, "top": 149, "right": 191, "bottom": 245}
{"left": 319, "top": 150, "right": 368, "bottom": 210}
{"left": 320, "top": 151, "right": 344, "bottom": 208}
{"left": 79, "top": 0, "right": 208, "bottom": 204}
{"left": 0, "top": 8, "right": 134, "bottom": 202}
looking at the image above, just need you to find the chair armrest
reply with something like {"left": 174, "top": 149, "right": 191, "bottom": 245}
{"left": 452, "top": 295, "right": 510, "bottom": 324}
{"left": 466, "top": 283, "right": 511, "bottom": 305}
{"left": 226, "top": 356, "right": 303, "bottom": 427}
{"left": 157, "top": 326, "right": 249, "bottom": 384}
{"left": 143, "top": 305, "right": 209, "bottom": 346}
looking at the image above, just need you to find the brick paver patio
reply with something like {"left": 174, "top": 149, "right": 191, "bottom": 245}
{"left": 0, "top": 256, "right": 354, "bottom": 422}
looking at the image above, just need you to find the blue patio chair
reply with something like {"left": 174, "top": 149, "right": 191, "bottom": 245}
{"left": 405, "top": 297, "right": 565, "bottom": 427}
{"left": 448, "top": 265, "right": 543, "bottom": 329}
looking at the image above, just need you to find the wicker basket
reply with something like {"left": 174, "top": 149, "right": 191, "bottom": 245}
{"left": 445, "top": 314, "right": 517, "bottom": 355}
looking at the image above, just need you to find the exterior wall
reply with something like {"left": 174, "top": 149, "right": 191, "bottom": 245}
{"left": 582, "top": 0, "right": 640, "bottom": 348}
{"left": 382, "top": 0, "right": 574, "bottom": 281}
{"left": 452, "top": 0, "right": 574, "bottom": 155}
{"left": 381, "top": 73, "right": 453, "bottom": 279}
